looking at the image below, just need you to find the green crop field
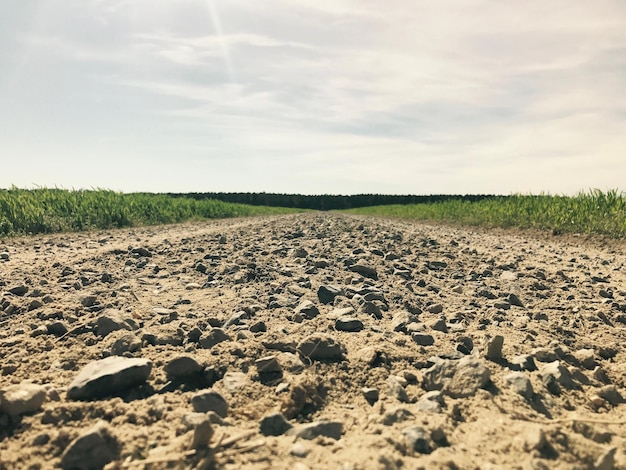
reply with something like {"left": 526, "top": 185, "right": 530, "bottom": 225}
{"left": 0, "top": 188, "right": 301, "bottom": 236}
{"left": 345, "top": 190, "right": 626, "bottom": 238}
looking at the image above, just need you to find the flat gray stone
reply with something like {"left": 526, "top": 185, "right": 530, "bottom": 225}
{"left": 402, "top": 426, "right": 431, "bottom": 454}
{"left": 412, "top": 333, "right": 435, "bottom": 346}
{"left": 349, "top": 264, "right": 378, "bottom": 280}
{"left": 317, "top": 285, "right": 342, "bottom": 304}
{"left": 60, "top": 421, "right": 119, "bottom": 470}
{"left": 67, "top": 356, "right": 152, "bottom": 400}
{"left": 0, "top": 382, "right": 46, "bottom": 417}
{"left": 95, "top": 309, "right": 133, "bottom": 337}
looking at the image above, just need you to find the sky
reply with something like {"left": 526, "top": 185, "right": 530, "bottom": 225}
{"left": 1, "top": 0, "right": 625, "bottom": 195}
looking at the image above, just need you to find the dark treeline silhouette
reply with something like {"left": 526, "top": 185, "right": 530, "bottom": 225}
{"left": 165, "top": 193, "right": 502, "bottom": 210}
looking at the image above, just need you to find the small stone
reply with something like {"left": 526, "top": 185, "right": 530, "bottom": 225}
{"left": 259, "top": 412, "right": 293, "bottom": 436}
{"left": 531, "top": 347, "right": 558, "bottom": 363}
{"left": 335, "top": 317, "right": 364, "bottom": 332}
{"left": 297, "top": 334, "right": 345, "bottom": 361}
{"left": 294, "top": 300, "right": 320, "bottom": 319}
{"left": 191, "top": 417, "right": 214, "bottom": 450}
{"left": 8, "top": 285, "right": 28, "bottom": 296}
{"left": 504, "top": 372, "right": 534, "bottom": 399}
{"left": 382, "top": 407, "right": 414, "bottom": 425}
{"left": 131, "top": 246, "right": 151, "bottom": 257}
{"left": 191, "top": 390, "right": 228, "bottom": 417}
{"left": 290, "top": 442, "right": 309, "bottom": 457}
{"left": 484, "top": 335, "right": 504, "bottom": 361}
{"left": 573, "top": 349, "right": 597, "bottom": 370}
{"left": 595, "top": 447, "right": 617, "bottom": 470}
{"left": 427, "top": 304, "right": 443, "bottom": 314}
{"left": 67, "top": 356, "right": 152, "bottom": 400}
{"left": 95, "top": 309, "right": 132, "bottom": 337}
{"left": 165, "top": 356, "right": 203, "bottom": 380}
{"left": 597, "top": 385, "right": 624, "bottom": 406}
{"left": 411, "top": 333, "right": 435, "bottom": 346}
{"left": 60, "top": 421, "right": 119, "bottom": 470}
{"left": 539, "top": 361, "right": 575, "bottom": 390}
{"left": 388, "top": 376, "right": 409, "bottom": 403}
{"left": 286, "top": 421, "right": 343, "bottom": 440}
{"left": 199, "top": 328, "right": 231, "bottom": 349}
{"left": 0, "top": 382, "right": 47, "bottom": 417}
{"left": 510, "top": 354, "right": 537, "bottom": 371}
{"left": 402, "top": 426, "right": 431, "bottom": 454}
{"left": 445, "top": 356, "right": 491, "bottom": 398}
{"left": 106, "top": 332, "right": 142, "bottom": 356}
{"left": 349, "top": 263, "right": 378, "bottom": 280}
{"left": 255, "top": 356, "right": 282, "bottom": 374}
{"left": 362, "top": 387, "right": 379, "bottom": 403}
{"left": 46, "top": 321, "right": 68, "bottom": 337}
{"left": 317, "top": 285, "right": 342, "bottom": 304}
{"left": 507, "top": 293, "right": 524, "bottom": 307}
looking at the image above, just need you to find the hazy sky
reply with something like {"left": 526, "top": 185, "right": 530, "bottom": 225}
{"left": 1, "top": 1, "right": 625, "bottom": 195}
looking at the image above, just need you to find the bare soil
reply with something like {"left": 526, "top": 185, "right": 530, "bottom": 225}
{"left": 1, "top": 213, "right": 626, "bottom": 469}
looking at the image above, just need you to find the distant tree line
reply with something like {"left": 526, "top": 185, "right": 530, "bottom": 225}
{"left": 165, "top": 192, "right": 502, "bottom": 210}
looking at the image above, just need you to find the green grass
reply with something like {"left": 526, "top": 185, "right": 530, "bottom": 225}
{"left": 0, "top": 188, "right": 301, "bottom": 236}
{"left": 344, "top": 190, "right": 626, "bottom": 238}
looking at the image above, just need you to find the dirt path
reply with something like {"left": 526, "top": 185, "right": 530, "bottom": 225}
{"left": 1, "top": 213, "right": 625, "bottom": 469}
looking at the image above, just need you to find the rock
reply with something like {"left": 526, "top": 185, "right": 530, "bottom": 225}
{"left": 595, "top": 447, "right": 617, "bottom": 470}
{"left": 505, "top": 372, "right": 534, "bottom": 399}
{"left": 286, "top": 421, "right": 343, "bottom": 440}
{"left": 199, "top": 328, "right": 232, "bottom": 349}
{"left": 539, "top": 361, "right": 575, "bottom": 390}
{"left": 191, "top": 417, "right": 214, "bottom": 450}
{"left": 361, "top": 301, "right": 383, "bottom": 319}
{"left": 597, "top": 385, "right": 624, "bottom": 406}
{"left": 456, "top": 336, "right": 474, "bottom": 355}
{"left": 165, "top": 356, "right": 203, "bottom": 380}
{"left": 484, "top": 335, "right": 504, "bottom": 361}
{"left": 255, "top": 355, "right": 282, "bottom": 374}
{"left": 259, "top": 412, "right": 293, "bottom": 436}
{"left": 573, "top": 349, "right": 597, "bottom": 370}
{"left": 8, "top": 285, "right": 28, "bottom": 296}
{"left": 388, "top": 376, "right": 409, "bottom": 403}
{"left": 294, "top": 300, "right": 320, "bottom": 319}
{"left": 428, "top": 316, "right": 447, "bottom": 332}
{"left": 95, "top": 309, "right": 132, "bottom": 337}
{"left": 130, "top": 247, "right": 151, "bottom": 257}
{"left": 67, "top": 356, "right": 152, "bottom": 400}
{"left": 290, "top": 442, "right": 309, "bottom": 457}
{"left": 0, "top": 382, "right": 47, "bottom": 417}
{"left": 507, "top": 293, "right": 524, "bottom": 307}
{"left": 531, "top": 347, "right": 558, "bottom": 363}
{"left": 47, "top": 321, "right": 68, "bottom": 337}
{"left": 382, "top": 407, "right": 414, "bottom": 426}
{"left": 335, "top": 317, "right": 364, "bottom": 332}
{"left": 416, "top": 391, "right": 444, "bottom": 413}
{"left": 362, "top": 387, "right": 379, "bottom": 403}
{"left": 411, "top": 333, "right": 434, "bottom": 346}
{"left": 392, "top": 311, "right": 419, "bottom": 333}
{"left": 105, "top": 332, "right": 142, "bottom": 356}
{"left": 317, "top": 285, "right": 342, "bottom": 304}
{"left": 349, "top": 263, "right": 378, "bottom": 280}
{"left": 60, "top": 421, "right": 119, "bottom": 470}
{"left": 446, "top": 356, "right": 491, "bottom": 398}
{"left": 427, "top": 304, "right": 443, "bottom": 314}
{"left": 297, "top": 334, "right": 345, "bottom": 361}
{"left": 191, "top": 390, "right": 229, "bottom": 418}
{"left": 402, "top": 426, "right": 431, "bottom": 454}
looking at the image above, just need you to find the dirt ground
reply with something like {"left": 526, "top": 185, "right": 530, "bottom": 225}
{"left": 1, "top": 213, "right": 625, "bottom": 469}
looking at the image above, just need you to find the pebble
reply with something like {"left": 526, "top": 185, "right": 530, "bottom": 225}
{"left": 60, "top": 421, "right": 119, "bottom": 470}
{"left": 199, "top": 328, "right": 232, "bottom": 349}
{"left": 412, "top": 333, "right": 435, "bottom": 346}
{"left": 290, "top": 442, "right": 309, "bottom": 457}
{"left": 402, "top": 426, "right": 431, "bottom": 454}
{"left": 255, "top": 355, "right": 282, "bottom": 374}
{"left": 0, "top": 382, "right": 47, "bottom": 417}
{"left": 67, "top": 356, "right": 152, "bottom": 400}
{"left": 191, "top": 390, "right": 229, "bottom": 417}
{"left": 362, "top": 387, "right": 379, "bottom": 403}
{"left": 484, "top": 335, "right": 504, "bottom": 361}
{"left": 286, "top": 421, "right": 343, "bottom": 440}
{"left": 349, "top": 263, "right": 378, "bottom": 280}
{"left": 295, "top": 300, "right": 320, "bottom": 319}
{"left": 259, "top": 412, "right": 293, "bottom": 436}
{"left": 317, "top": 285, "right": 342, "bottom": 304}
{"left": 335, "top": 316, "right": 364, "bottom": 332}
{"left": 164, "top": 355, "right": 203, "bottom": 380}
{"left": 297, "top": 334, "right": 345, "bottom": 361}
{"left": 95, "top": 309, "right": 132, "bottom": 337}
{"left": 504, "top": 372, "right": 534, "bottom": 399}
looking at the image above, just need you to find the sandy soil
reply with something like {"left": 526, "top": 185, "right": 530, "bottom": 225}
{"left": 1, "top": 213, "right": 625, "bottom": 470}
